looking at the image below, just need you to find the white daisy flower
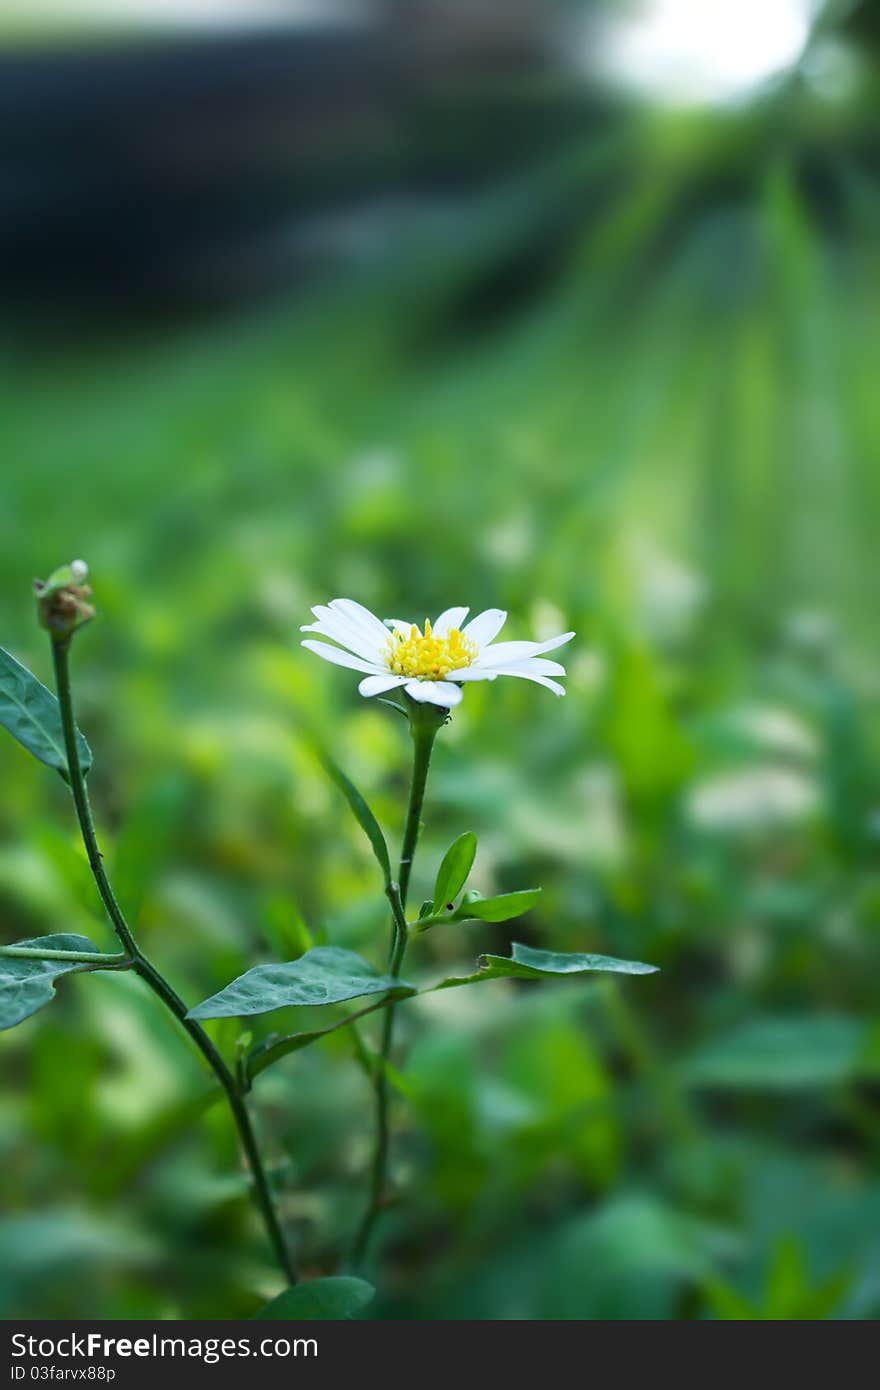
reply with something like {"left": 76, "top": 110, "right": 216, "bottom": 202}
{"left": 301, "top": 599, "right": 575, "bottom": 709}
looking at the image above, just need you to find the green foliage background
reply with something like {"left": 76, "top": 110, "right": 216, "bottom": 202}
{"left": 1, "top": 21, "right": 880, "bottom": 1318}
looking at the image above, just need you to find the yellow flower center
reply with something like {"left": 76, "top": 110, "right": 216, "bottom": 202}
{"left": 387, "top": 620, "right": 478, "bottom": 681}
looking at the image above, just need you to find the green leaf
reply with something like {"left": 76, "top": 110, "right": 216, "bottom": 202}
{"left": 491, "top": 942, "right": 659, "bottom": 977}
{"left": 0, "top": 934, "right": 103, "bottom": 1030}
{"left": 318, "top": 750, "right": 390, "bottom": 887}
{"left": 684, "top": 1015, "right": 871, "bottom": 1090}
{"left": 540, "top": 1195, "right": 735, "bottom": 1318}
{"left": 455, "top": 887, "right": 543, "bottom": 922}
{"left": 703, "top": 1280, "right": 761, "bottom": 1320}
{"left": 187, "top": 946, "right": 416, "bottom": 1020}
{"left": 435, "top": 940, "right": 658, "bottom": 989}
{"left": 706, "top": 1239, "right": 851, "bottom": 1320}
{"left": 0, "top": 647, "right": 92, "bottom": 778}
{"left": 433, "top": 831, "right": 477, "bottom": 911}
{"left": 254, "top": 1276, "right": 374, "bottom": 1320}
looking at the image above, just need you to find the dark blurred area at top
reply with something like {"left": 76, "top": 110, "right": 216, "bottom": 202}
{"left": 1, "top": 1, "right": 602, "bottom": 313}
{"left": 3, "top": 0, "right": 877, "bottom": 319}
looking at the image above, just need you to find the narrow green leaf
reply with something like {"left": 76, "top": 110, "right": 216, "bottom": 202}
{"left": 376, "top": 697, "right": 408, "bottom": 718}
{"left": 433, "top": 831, "right": 477, "bottom": 911}
{"left": 434, "top": 940, "right": 658, "bottom": 990}
{"left": 246, "top": 993, "right": 400, "bottom": 1082}
{"left": 254, "top": 1276, "right": 374, "bottom": 1320}
{"left": 788, "top": 1269, "right": 851, "bottom": 1321}
{"left": 455, "top": 887, "right": 543, "bottom": 922}
{"left": 497, "top": 941, "right": 659, "bottom": 977}
{"left": 0, "top": 934, "right": 103, "bottom": 1030}
{"left": 319, "top": 750, "right": 390, "bottom": 887}
{"left": 0, "top": 646, "right": 92, "bottom": 777}
{"left": 187, "top": 946, "right": 416, "bottom": 1020}
{"left": 371, "top": 1053, "right": 414, "bottom": 1101}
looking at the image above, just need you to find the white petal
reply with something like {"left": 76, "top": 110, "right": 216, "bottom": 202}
{"left": 358, "top": 674, "right": 408, "bottom": 697}
{"left": 328, "top": 599, "right": 392, "bottom": 645}
{"left": 383, "top": 617, "right": 413, "bottom": 633}
{"left": 301, "top": 640, "right": 388, "bottom": 676}
{"left": 404, "top": 680, "right": 463, "bottom": 708}
{"left": 432, "top": 606, "right": 469, "bottom": 635}
{"left": 502, "top": 657, "right": 566, "bottom": 677}
{"left": 301, "top": 607, "right": 385, "bottom": 663}
{"left": 476, "top": 631, "right": 575, "bottom": 669}
{"left": 448, "top": 662, "right": 565, "bottom": 693}
{"left": 445, "top": 667, "right": 498, "bottom": 682}
{"left": 463, "top": 608, "right": 507, "bottom": 647}
{"left": 489, "top": 667, "right": 566, "bottom": 696}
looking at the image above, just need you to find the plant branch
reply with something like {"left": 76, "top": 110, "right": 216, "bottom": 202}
{"left": 351, "top": 704, "right": 440, "bottom": 1263}
{"left": 50, "top": 635, "right": 297, "bottom": 1286}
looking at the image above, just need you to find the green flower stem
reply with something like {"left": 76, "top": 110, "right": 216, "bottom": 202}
{"left": 397, "top": 715, "right": 438, "bottom": 910}
{"left": 0, "top": 945, "right": 129, "bottom": 966}
{"left": 352, "top": 703, "right": 441, "bottom": 1264}
{"left": 50, "top": 636, "right": 297, "bottom": 1287}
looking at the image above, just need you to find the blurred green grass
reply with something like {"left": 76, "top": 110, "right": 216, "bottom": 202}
{"left": 1, "top": 105, "right": 879, "bottom": 1318}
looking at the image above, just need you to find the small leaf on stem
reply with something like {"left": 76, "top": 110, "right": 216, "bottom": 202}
{"left": 454, "top": 887, "right": 543, "bottom": 922}
{"left": 434, "top": 940, "right": 659, "bottom": 989}
{"left": 433, "top": 831, "right": 477, "bottom": 912}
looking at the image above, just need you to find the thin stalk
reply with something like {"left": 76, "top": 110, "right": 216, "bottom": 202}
{"left": 0, "top": 945, "right": 129, "bottom": 966}
{"left": 51, "top": 636, "right": 296, "bottom": 1286}
{"left": 352, "top": 710, "right": 439, "bottom": 1263}
{"left": 52, "top": 640, "right": 137, "bottom": 958}
{"left": 247, "top": 988, "right": 409, "bottom": 1088}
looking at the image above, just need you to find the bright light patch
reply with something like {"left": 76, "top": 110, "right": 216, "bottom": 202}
{"left": 594, "top": 0, "right": 814, "bottom": 107}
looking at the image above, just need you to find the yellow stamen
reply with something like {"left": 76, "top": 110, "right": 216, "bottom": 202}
{"left": 387, "top": 620, "right": 478, "bottom": 681}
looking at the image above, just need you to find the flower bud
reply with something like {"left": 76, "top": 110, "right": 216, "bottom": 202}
{"left": 34, "top": 560, "right": 95, "bottom": 639}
